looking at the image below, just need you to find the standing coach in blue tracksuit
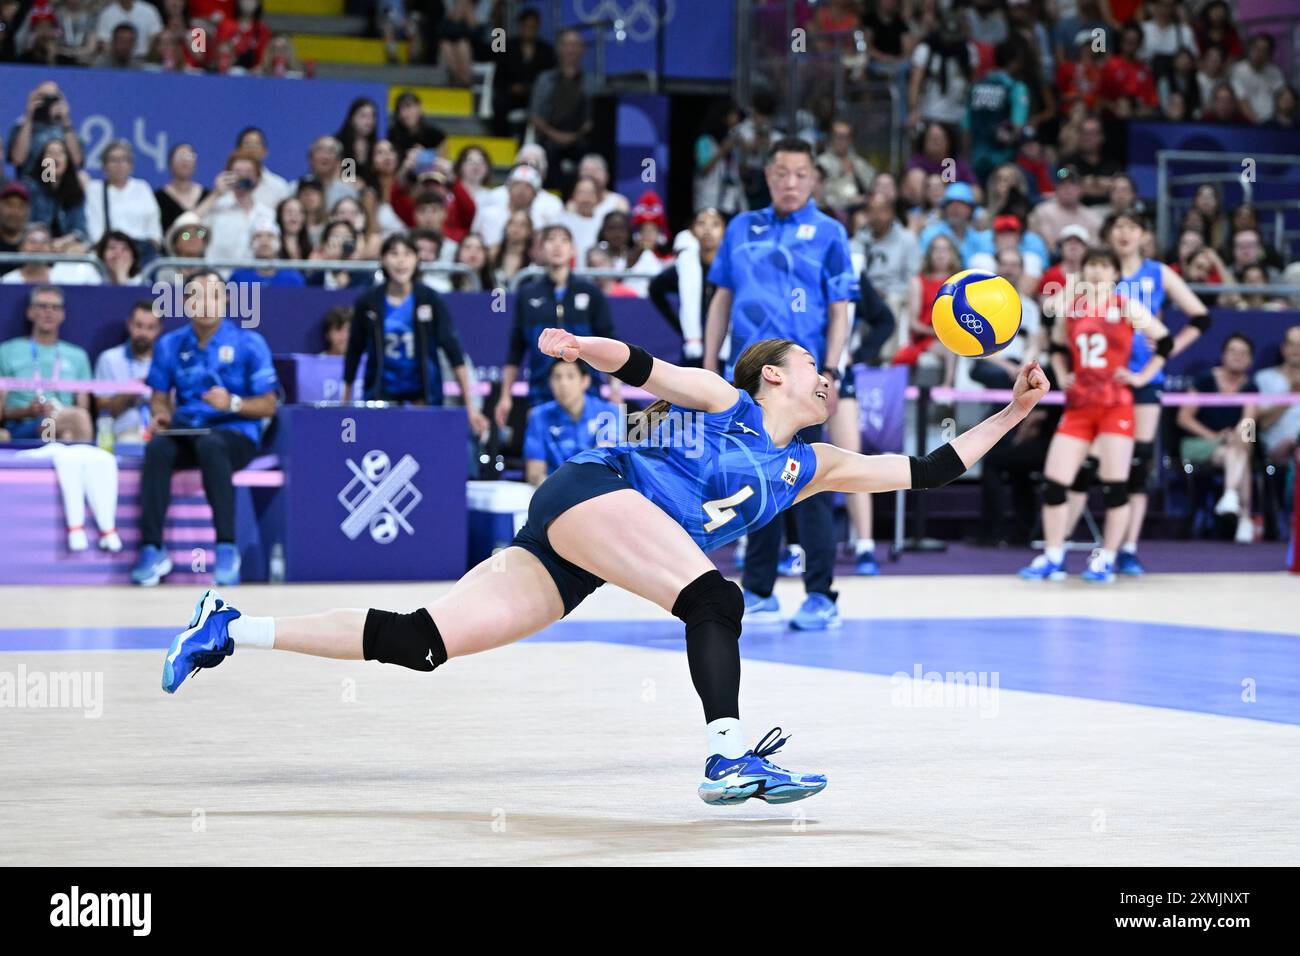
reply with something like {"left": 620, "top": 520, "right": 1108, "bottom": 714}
{"left": 703, "top": 136, "right": 859, "bottom": 631}
{"left": 494, "top": 223, "right": 618, "bottom": 431}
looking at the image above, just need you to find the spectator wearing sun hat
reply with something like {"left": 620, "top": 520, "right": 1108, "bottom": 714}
{"left": 991, "top": 213, "right": 1047, "bottom": 286}
{"left": 228, "top": 217, "right": 306, "bottom": 288}
{"left": 473, "top": 163, "right": 558, "bottom": 249}
{"left": 918, "top": 181, "right": 996, "bottom": 272}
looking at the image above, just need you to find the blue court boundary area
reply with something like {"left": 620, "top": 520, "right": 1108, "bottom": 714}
{"left": 2, "top": 616, "right": 1297, "bottom": 726}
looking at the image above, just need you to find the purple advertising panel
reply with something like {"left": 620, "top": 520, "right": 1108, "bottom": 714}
{"left": 277, "top": 405, "right": 467, "bottom": 581}
{"left": 852, "top": 364, "right": 908, "bottom": 454}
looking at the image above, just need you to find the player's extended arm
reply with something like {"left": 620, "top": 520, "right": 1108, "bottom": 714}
{"left": 799, "top": 362, "right": 1050, "bottom": 499}
{"left": 1162, "top": 265, "right": 1211, "bottom": 356}
{"left": 537, "top": 328, "right": 739, "bottom": 414}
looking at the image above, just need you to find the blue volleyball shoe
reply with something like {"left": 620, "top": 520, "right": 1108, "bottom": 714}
{"left": 1081, "top": 553, "right": 1116, "bottom": 584}
{"left": 742, "top": 589, "right": 781, "bottom": 624}
{"left": 854, "top": 549, "right": 881, "bottom": 576}
{"left": 790, "top": 592, "right": 841, "bottom": 630}
{"left": 162, "top": 589, "right": 239, "bottom": 694}
{"left": 699, "top": 727, "right": 827, "bottom": 805}
{"left": 1018, "top": 555, "right": 1067, "bottom": 581}
{"left": 1116, "top": 551, "right": 1145, "bottom": 576}
{"left": 777, "top": 544, "right": 805, "bottom": 577}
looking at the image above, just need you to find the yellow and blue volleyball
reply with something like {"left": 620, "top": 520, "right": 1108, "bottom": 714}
{"left": 930, "top": 269, "right": 1022, "bottom": 358}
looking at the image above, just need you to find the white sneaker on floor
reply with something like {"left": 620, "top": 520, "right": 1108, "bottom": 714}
{"left": 67, "top": 528, "right": 88, "bottom": 552}
{"left": 99, "top": 531, "right": 123, "bottom": 553}
{"left": 1235, "top": 517, "right": 1255, "bottom": 544}
{"left": 1215, "top": 489, "right": 1241, "bottom": 515}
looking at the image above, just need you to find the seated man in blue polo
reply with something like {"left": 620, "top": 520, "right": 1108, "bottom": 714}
{"left": 341, "top": 233, "right": 489, "bottom": 438}
{"left": 493, "top": 223, "right": 617, "bottom": 433}
{"left": 523, "top": 359, "right": 618, "bottom": 485}
{"left": 132, "top": 271, "right": 280, "bottom": 588}
{"left": 918, "top": 182, "right": 996, "bottom": 272}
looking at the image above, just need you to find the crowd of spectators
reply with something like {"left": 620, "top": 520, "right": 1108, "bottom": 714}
{"left": 0, "top": 1, "right": 1298, "bottom": 565}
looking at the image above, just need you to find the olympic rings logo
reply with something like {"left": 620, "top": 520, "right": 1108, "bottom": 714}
{"left": 573, "top": 0, "right": 676, "bottom": 42}
{"left": 959, "top": 312, "right": 984, "bottom": 335}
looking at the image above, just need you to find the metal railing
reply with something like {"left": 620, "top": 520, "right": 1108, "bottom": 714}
{"left": 1155, "top": 149, "right": 1300, "bottom": 256}
{"left": 506, "top": 264, "right": 657, "bottom": 291}
{"left": 139, "top": 257, "right": 480, "bottom": 289}
{"left": 0, "top": 252, "right": 112, "bottom": 283}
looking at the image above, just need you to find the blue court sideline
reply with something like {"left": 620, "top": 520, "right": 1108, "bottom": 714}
{"left": 3, "top": 616, "right": 1297, "bottom": 726}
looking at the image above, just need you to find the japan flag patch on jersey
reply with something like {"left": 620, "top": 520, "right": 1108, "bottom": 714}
{"left": 218, "top": 345, "right": 235, "bottom": 364}
{"left": 796, "top": 224, "right": 817, "bottom": 240}
{"left": 781, "top": 455, "right": 801, "bottom": 486}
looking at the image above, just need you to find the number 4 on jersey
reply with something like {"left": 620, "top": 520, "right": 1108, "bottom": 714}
{"left": 702, "top": 485, "right": 754, "bottom": 533}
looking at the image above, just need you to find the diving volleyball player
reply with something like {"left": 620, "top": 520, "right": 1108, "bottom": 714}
{"left": 161, "top": 330, "right": 1049, "bottom": 805}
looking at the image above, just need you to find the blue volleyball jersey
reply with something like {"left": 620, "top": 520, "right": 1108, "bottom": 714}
{"left": 708, "top": 199, "right": 858, "bottom": 379}
{"left": 569, "top": 389, "right": 819, "bottom": 553}
{"left": 380, "top": 294, "right": 427, "bottom": 398}
{"left": 524, "top": 395, "right": 619, "bottom": 473}
{"left": 1118, "top": 258, "right": 1166, "bottom": 382}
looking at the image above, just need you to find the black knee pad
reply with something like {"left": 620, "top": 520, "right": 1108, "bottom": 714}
{"left": 1129, "top": 441, "right": 1155, "bottom": 493}
{"left": 363, "top": 608, "right": 447, "bottom": 671}
{"left": 1042, "top": 478, "right": 1068, "bottom": 506}
{"left": 1071, "top": 457, "right": 1099, "bottom": 493}
{"left": 672, "top": 570, "right": 743, "bottom": 637}
{"left": 1102, "top": 481, "right": 1130, "bottom": 509}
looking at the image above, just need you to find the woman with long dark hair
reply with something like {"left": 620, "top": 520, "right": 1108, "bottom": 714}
{"left": 492, "top": 208, "right": 534, "bottom": 285}
{"left": 334, "top": 97, "right": 379, "bottom": 179}
{"left": 162, "top": 330, "right": 1049, "bottom": 805}
{"left": 275, "top": 196, "right": 312, "bottom": 260}
{"left": 22, "top": 139, "right": 86, "bottom": 241}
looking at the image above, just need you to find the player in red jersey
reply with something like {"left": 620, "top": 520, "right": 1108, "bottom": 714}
{"left": 1019, "top": 247, "right": 1171, "bottom": 583}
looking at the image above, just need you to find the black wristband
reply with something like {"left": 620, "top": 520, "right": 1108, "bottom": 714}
{"left": 614, "top": 343, "right": 654, "bottom": 386}
{"left": 1189, "top": 313, "right": 1211, "bottom": 332}
{"left": 909, "top": 442, "right": 966, "bottom": 490}
{"left": 1049, "top": 343, "right": 1070, "bottom": 358}
{"left": 820, "top": 367, "right": 840, "bottom": 381}
{"left": 1156, "top": 335, "right": 1174, "bottom": 358}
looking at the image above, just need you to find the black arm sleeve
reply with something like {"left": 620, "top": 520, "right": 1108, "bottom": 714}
{"left": 647, "top": 266, "right": 681, "bottom": 333}
{"left": 908, "top": 442, "right": 966, "bottom": 490}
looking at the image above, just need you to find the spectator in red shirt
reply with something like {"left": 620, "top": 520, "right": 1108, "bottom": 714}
{"left": 412, "top": 163, "right": 476, "bottom": 243}
{"left": 215, "top": 1, "right": 270, "bottom": 71}
{"left": 1056, "top": 30, "right": 1106, "bottom": 115}
{"left": 1100, "top": 24, "right": 1160, "bottom": 117}
{"left": 189, "top": 0, "right": 235, "bottom": 26}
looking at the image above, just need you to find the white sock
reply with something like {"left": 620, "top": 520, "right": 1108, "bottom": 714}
{"left": 855, "top": 538, "right": 876, "bottom": 555}
{"left": 1045, "top": 546, "right": 1065, "bottom": 565}
{"left": 1121, "top": 543, "right": 1138, "bottom": 555}
{"left": 706, "top": 717, "right": 747, "bottom": 759}
{"left": 1098, "top": 549, "right": 1116, "bottom": 564}
{"left": 228, "top": 616, "right": 275, "bottom": 649}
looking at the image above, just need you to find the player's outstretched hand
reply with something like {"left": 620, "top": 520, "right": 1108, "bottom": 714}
{"left": 538, "top": 328, "right": 581, "bottom": 363}
{"left": 1013, "top": 360, "right": 1050, "bottom": 413}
